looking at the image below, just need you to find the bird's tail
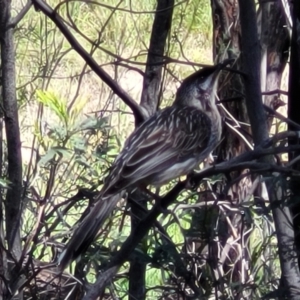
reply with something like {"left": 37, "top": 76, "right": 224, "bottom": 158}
{"left": 58, "top": 192, "right": 124, "bottom": 269}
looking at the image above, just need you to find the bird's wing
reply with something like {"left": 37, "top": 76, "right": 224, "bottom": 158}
{"left": 103, "top": 106, "right": 212, "bottom": 195}
{"left": 59, "top": 106, "right": 212, "bottom": 268}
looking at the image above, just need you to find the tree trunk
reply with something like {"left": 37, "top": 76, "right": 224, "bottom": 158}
{"left": 205, "top": 0, "right": 298, "bottom": 298}
{"left": 0, "top": 0, "right": 24, "bottom": 298}
{"left": 129, "top": 1, "right": 174, "bottom": 299}
{"left": 289, "top": 0, "right": 300, "bottom": 270}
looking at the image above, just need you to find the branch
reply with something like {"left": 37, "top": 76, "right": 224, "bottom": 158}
{"left": 261, "top": 89, "right": 288, "bottom": 96}
{"left": 239, "top": 0, "right": 300, "bottom": 296}
{"left": 0, "top": 0, "right": 24, "bottom": 296}
{"left": 239, "top": 0, "right": 268, "bottom": 144}
{"left": 31, "top": 0, "right": 146, "bottom": 124}
{"left": 8, "top": 1, "right": 32, "bottom": 28}
{"left": 83, "top": 131, "right": 300, "bottom": 299}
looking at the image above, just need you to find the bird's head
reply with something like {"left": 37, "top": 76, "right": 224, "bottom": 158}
{"left": 174, "top": 60, "right": 232, "bottom": 111}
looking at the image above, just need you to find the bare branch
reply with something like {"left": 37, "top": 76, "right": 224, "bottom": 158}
{"left": 239, "top": 0, "right": 300, "bottom": 295}
{"left": 31, "top": 0, "right": 147, "bottom": 124}
{"left": 9, "top": 1, "right": 32, "bottom": 28}
{"left": 82, "top": 131, "right": 300, "bottom": 298}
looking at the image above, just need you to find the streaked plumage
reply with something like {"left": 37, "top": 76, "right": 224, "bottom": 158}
{"left": 58, "top": 62, "right": 229, "bottom": 268}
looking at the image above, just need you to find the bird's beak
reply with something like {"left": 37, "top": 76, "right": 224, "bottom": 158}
{"left": 201, "top": 59, "right": 234, "bottom": 91}
{"left": 200, "top": 71, "right": 219, "bottom": 91}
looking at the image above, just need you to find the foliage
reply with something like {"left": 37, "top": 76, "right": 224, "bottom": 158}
{"left": 0, "top": 0, "right": 296, "bottom": 299}
{"left": 9, "top": 0, "right": 216, "bottom": 298}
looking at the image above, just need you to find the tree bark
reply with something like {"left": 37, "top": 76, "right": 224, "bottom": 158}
{"left": 289, "top": 0, "right": 300, "bottom": 271}
{"left": 129, "top": 2, "right": 174, "bottom": 299}
{"left": 210, "top": 0, "right": 299, "bottom": 297}
{"left": 0, "top": 0, "right": 23, "bottom": 298}
{"left": 140, "top": 0, "right": 174, "bottom": 118}
{"left": 239, "top": 0, "right": 300, "bottom": 298}
{"left": 210, "top": 0, "right": 252, "bottom": 292}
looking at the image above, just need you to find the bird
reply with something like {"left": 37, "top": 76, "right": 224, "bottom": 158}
{"left": 58, "top": 60, "right": 231, "bottom": 269}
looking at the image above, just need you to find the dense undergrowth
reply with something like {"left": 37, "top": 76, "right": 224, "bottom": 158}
{"left": 3, "top": 0, "right": 281, "bottom": 299}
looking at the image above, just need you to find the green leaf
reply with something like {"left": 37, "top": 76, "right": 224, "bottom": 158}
{"left": 36, "top": 90, "right": 69, "bottom": 126}
{"left": 47, "top": 125, "right": 67, "bottom": 141}
{"left": 70, "top": 135, "right": 86, "bottom": 152}
{"left": 72, "top": 115, "right": 111, "bottom": 132}
{"left": 0, "top": 178, "right": 12, "bottom": 189}
{"left": 53, "top": 147, "right": 73, "bottom": 160}
{"left": 38, "top": 148, "right": 57, "bottom": 166}
{"left": 38, "top": 147, "right": 72, "bottom": 166}
{"left": 75, "top": 156, "right": 91, "bottom": 168}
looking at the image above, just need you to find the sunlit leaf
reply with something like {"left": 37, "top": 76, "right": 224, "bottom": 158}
{"left": 36, "top": 90, "right": 69, "bottom": 126}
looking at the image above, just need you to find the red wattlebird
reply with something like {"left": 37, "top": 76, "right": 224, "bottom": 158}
{"left": 58, "top": 61, "right": 230, "bottom": 269}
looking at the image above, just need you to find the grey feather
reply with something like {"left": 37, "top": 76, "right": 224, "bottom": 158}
{"left": 58, "top": 62, "right": 230, "bottom": 269}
